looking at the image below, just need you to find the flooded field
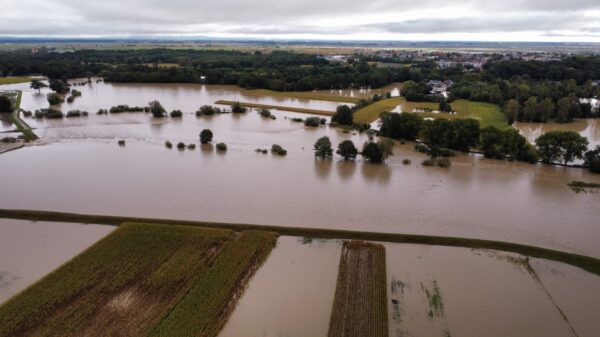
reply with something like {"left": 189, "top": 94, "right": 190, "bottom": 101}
{"left": 384, "top": 243, "right": 600, "bottom": 337}
{"left": 312, "top": 82, "right": 402, "bottom": 98}
{"left": 219, "top": 237, "right": 341, "bottom": 337}
{"left": 3, "top": 80, "right": 343, "bottom": 114}
{"left": 0, "top": 219, "right": 114, "bottom": 304}
{"left": 0, "top": 108, "right": 598, "bottom": 258}
{"left": 515, "top": 119, "right": 600, "bottom": 149}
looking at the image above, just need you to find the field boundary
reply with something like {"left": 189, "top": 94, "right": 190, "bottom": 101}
{"left": 214, "top": 100, "right": 335, "bottom": 116}
{"left": 1, "top": 208, "right": 599, "bottom": 276}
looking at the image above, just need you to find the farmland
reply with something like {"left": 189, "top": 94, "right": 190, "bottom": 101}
{"left": 328, "top": 240, "right": 387, "bottom": 337}
{"left": 214, "top": 100, "right": 335, "bottom": 116}
{"left": 0, "top": 223, "right": 277, "bottom": 337}
{"left": 245, "top": 89, "right": 360, "bottom": 104}
{"left": 0, "top": 77, "right": 33, "bottom": 85}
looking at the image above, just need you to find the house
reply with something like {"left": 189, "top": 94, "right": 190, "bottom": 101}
{"left": 427, "top": 80, "right": 454, "bottom": 97}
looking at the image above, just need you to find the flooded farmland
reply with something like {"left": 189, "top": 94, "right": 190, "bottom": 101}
{"left": 515, "top": 119, "right": 600, "bottom": 148}
{"left": 0, "top": 219, "right": 114, "bottom": 304}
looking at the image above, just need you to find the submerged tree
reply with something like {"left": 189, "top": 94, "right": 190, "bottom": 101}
{"left": 199, "top": 129, "right": 213, "bottom": 144}
{"left": 337, "top": 140, "right": 358, "bottom": 160}
{"left": 536, "top": 131, "right": 588, "bottom": 165}
{"left": 30, "top": 79, "right": 47, "bottom": 93}
{"left": 314, "top": 136, "right": 333, "bottom": 159}
{"left": 148, "top": 100, "right": 166, "bottom": 117}
{"left": 332, "top": 105, "right": 353, "bottom": 126}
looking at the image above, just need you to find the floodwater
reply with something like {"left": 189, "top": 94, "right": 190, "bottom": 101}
{"left": 312, "top": 82, "right": 402, "bottom": 98}
{"left": 515, "top": 119, "right": 600, "bottom": 149}
{"left": 0, "top": 219, "right": 114, "bottom": 304}
{"left": 384, "top": 243, "right": 600, "bottom": 337}
{"left": 0, "top": 108, "right": 598, "bottom": 258}
{"left": 3, "top": 80, "right": 343, "bottom": 114}
{"left": 219, "top": 237, "right": 341, "bottom": 337}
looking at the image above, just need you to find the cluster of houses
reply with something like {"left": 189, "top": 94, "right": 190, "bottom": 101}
{"left": 427, "top": 80, "right": 454, "bottom": 98}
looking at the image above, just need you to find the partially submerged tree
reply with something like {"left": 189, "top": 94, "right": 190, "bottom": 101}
{"left": 148, "top": 100, "right": 166, "bottom": 117}
{"left": 337, "top": 140, "right": 358, "bottom": 160}
{"left": 313, "top": 136, "right": 333, "bottom": 159}
{"left": 332, "top": 105, "right": 353, "bottom": 126}
{"left": 535, "top": 131, "right": 589, "bottom": 165}
{"left": 30, "top": 79, "right": 47, "bottom": 93}
{"left": 199, "top": 129, "right": 213, "bottom": 144}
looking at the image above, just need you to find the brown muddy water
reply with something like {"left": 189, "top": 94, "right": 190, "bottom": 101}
{"left": 3, "top": 80, "right": 343, "bottom": 113}
{"left": 384, "top": 243, "right": 600, "bottom": 337}
{"left": 515, "top": 119, "right": 600, "bottom": 148}
{"left": 0, "top": 108, "right": 598, "bottom": 258}
{"left": 0, "top": 219, "right": 114, "bottom": 304}
{"left": 218, "top": 236, "right": 342, "bottom": 337}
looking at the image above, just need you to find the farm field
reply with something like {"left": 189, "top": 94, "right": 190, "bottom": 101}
{"left": 328, "top": 240, "right": 388, "bottom": 337}
{"left": 214, "top": 99, "right": 335, "bottom": 116}
{"left": 0, "top": 223, "right": 277, "bottom": 337}
{"left": 0, "top": 77, "right": 34, "bottom": 85}
{"left": 245, "top": 89, "right": 359, "bottom": 104}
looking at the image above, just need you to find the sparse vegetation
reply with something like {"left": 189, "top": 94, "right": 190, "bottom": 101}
{"left": 231, "top": 102, "right": 248, "bottom": 113}
{"left": 304, "top": 117, "right": 321, "bottom": 127}
{"left": 567, "top": 181, "right": 600, "bottom": 193}
{"left": 216, "top": 143, "right": 227, "bottom": 152}
{"left": 215, "top": 100, "right": 333, "bottom": 116}
{"left": 271, "top": 144, "right": 287, "bottom": 156}
{"left": 165, "top": 140, "right": 173, "bottom": 148}
{"left": 170, "top": 110, "right": 183, "bottom": 117}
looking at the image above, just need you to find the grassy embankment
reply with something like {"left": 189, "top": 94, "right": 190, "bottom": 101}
{"left": 328, "top": 241, "right": 387, "bottom": 337}
{"left": 214, "top": 100, "right": 335, "bottom": 116}
{"left": 0, "top": 222, "right": 277, "bottom": 337}
{"left": 0, "top": 77, "right": 33, "bottom": 85}
{"left": 1, "top": 209, "right": 599, "bottom": 277}
{"left": 9, "top": 91, "right": 38, "bottom": 141}
{"left": 244, "top": 89, "right": 360, "bottom": 104}
{"left": 354, "top": 98, "right": 510, "bottom": 130}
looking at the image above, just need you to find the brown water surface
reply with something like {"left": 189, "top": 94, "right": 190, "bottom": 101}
{"left": 0, "top": 219, "right": 114, "bottom": 304}
{"left": 514, "top": 119, "right": 600, "bottom": 148}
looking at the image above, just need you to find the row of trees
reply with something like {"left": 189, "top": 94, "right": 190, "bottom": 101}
{"left": 313, "top": 136, "right": 393, "bottom": 163}
{"left": 378, "top": 112, "right": 596, "bottom": 169}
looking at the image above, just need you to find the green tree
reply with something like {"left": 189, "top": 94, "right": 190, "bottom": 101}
{"left": 522, "top": 97, "right": 537, "bottom": 122}
{"left": 46, "top": 93, "right": 63, "bottom": 105}
{"left": 536, "top": 131, "right": 589, "bottom": 165}
{"left": 336, "top": 140, "right": 358, "bottom": 160}
{"left": 49, "top": 79, "right": 69, "bottom": 94}
{"left": 438, "top": 97, "right": 452, "bottom": 113}
{"left": 537, "top": 97, "right": 555, "bottom": 122}
{"left": 556, "top": 97, "right": 573, "bottom": 123}
{"left": 231, "top": 102, "right": 247, "bottom": 113}
{"left": 313, "top": 136, "right": 333, "bottom": 159}
{"left": 480, "top": 126, "right": 504, "bottom": 159}
{"left": 379, "top": 112, "right": 423, "bottom": 141}
{"left": 361, "top": 140, "right": 393, "bottom": 163}
{"left": 148, "top": 100, "right": 166, "bottom": 117}
{"left": 332, "top": 105, "right": 353, "bottom": 125}
{"left": 584, "top": 145, "right": 600, "bottom": 173}
{"left": 30, "top": 79, "right": 47, "bottom": 93}
{"left": 503, "top": 99, "right": 520, "bottom": 124}
{"left": 0, "top": 95, "right": 13, "bottom": 112}
{"left": 199, "top": 129, "right": 213, "bottom": 144}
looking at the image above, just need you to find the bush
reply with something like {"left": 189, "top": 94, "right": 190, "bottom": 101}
{"left": 97, "top": 109, "right": 108, "bottom": 115}
{"left": 66, "top": 110, "right": 87, "bottom": 118}
{"left": 402, "top": 159, "right": 411, "bottom": 165}
{"left": 187, "top": 143, "right": 196, "bottom": 150}
{"left": 196, "top": 105, "right": 216, "bottom": 116}
{"left": 436, "top": 158, "right": 451, "bottom": 167}
{"left": 0, "top": 95, "right": 13, "bottom": 112}
{"left": 118, "top": 139, "right": 125, "bottom": 146}
{"left": 421, "top": 158, "right": 436, "bottom": 166}
{"left": 148, "top": 100, "right": 166, "bottom": 117}
{"left": 332, "top": 105, "right": 353, "bottom": 126}
{"left": 584, "top": 145, "right": 600, "bottom": 174}
{"left": 231, "top": 102, "right": 247, "bottom": 113}
{"left": 199, "top": 129, "right": 213, "bottom": 144}
{"left": 271, "top": 144, "right": 287, "bottom": 156}
{"left": 165, "top": 140, "right": 173, "bottom": 148}
{"left": 216, "top": 143, "right": 228, "bottom": 151}
{"left": 290, "top": 117, "right": 303, "bottom": 123}
{"left": 176, "top": 142, "right": 186, "bottom": 149}
{"left": 170, "top": 110, "right": 183, "bottom": 117}
{"left": 46, "top": 93, "right": 64, "bottom": 105}
{"left": 66, "top": 96, "right": 75, "bottom": 103}
{"left": 259, "top": 108, "right": 272, "bottom": 118}
{"left": 304, "top": 117, "right": 321, "bottom": 127}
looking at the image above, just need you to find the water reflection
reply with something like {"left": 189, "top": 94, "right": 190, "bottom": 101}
{"left": 361, "top": 162, "right": 392, "bottom": 184}
{"left": 314, "top": 159, "right": 333, "bottom": 180}
{"left": 336, "top": 160, "right": 357, "bottom": 181}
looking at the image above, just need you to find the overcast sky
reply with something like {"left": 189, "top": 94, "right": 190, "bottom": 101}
{"left": 2, "top": 0, "right": 600, "bottom": 42}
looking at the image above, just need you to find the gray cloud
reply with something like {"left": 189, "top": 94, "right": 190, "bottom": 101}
{"left": 1, "top": 0, "right": 600, "bottom": 40}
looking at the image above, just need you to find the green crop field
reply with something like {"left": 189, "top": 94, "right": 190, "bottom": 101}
{"left": 0, "top": 223, "right": 277, "bottom": 337}
{"left": 328, "top": 240, "right": 388, "bottom": 337}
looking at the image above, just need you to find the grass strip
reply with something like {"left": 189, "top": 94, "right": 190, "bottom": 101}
{"left": 245, "top": 89, "right": 360, "bottom": 104}
{"left": 1, "top": 208, "right": 599, "bottom": 277}
{"left": 328, "top": 241, "right": 387, "bottom": 337}
{"left": 0, "top": 77, "right": 33, "bottom": 85}
{"left": 10, "top": 91, "right": 38, "bottom": 141}
{"left": 214, "top": 100, "right": 335, "bottom": 116}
